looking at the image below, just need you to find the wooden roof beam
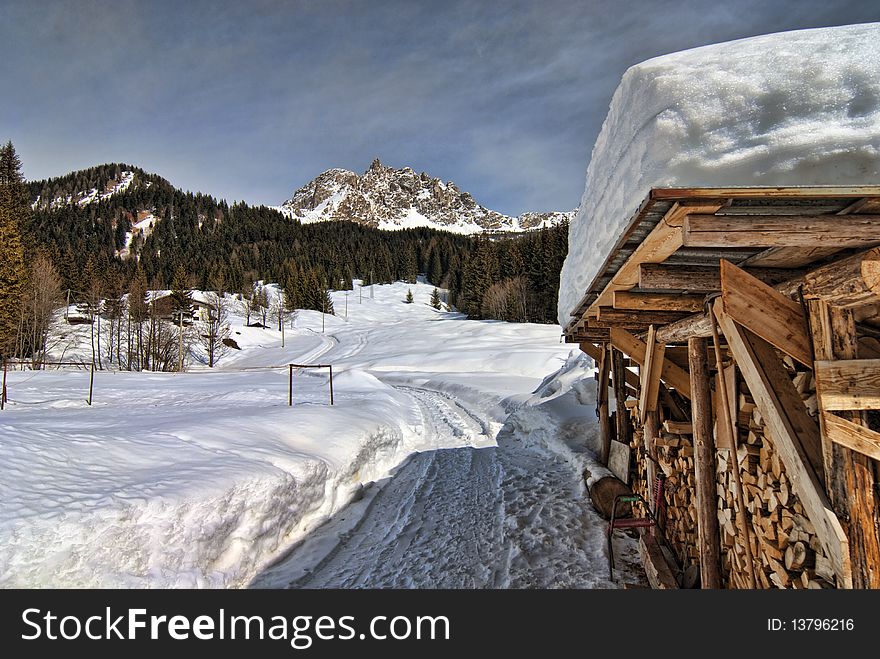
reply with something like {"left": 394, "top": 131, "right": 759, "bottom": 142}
{"left": 612, "top": 290, "right": 705, "bottom": 313}
{"left": 609, "top": 327, "right": 692, "bottom": 399}
{"left": 639, "top": 263, "right": 802, "bottom": 293}
{"left": 683, "top": 214, "right": 880, "bottom": 248}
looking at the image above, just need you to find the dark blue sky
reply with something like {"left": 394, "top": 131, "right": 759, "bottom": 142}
{"left": 2, "top": 1, "right": 878, "bottom": 215}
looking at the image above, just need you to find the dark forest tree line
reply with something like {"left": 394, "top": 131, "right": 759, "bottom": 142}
{"left": 2, "top": 149, "right": 569, "bottom": 364}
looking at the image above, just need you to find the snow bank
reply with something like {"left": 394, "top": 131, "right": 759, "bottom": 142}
{"left": 558, "top": 23, "right": 880, "bottom": 324}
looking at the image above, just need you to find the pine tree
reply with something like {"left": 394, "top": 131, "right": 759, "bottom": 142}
{"left": 430, "top": 287, "right": 441, "bottom": 310}
{"left": 169, "top": 264, "right": 194, "bottom": 319}
{"left": 429, "top": 250, "right": 443, "bottom": 286}
{"left": 0, "top": 141, "right": 28, "bottom": 356}
{"left": 405, "top": 288, "right": 414, "bottom": 304}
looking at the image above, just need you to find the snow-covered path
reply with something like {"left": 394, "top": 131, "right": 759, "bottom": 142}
{"left": 253, "top": 380, "right": 639, "bottom": 589}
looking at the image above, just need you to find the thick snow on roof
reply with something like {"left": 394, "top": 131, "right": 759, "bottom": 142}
{"left": 558, "top": 23, "right": 880, "bottom": 325}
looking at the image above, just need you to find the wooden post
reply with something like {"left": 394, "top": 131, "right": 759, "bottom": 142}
{"left": 289, "top": 364, "right": 293, "bottom": 407}
{"left": 709, "top": 306, "right": 758, "bottom": 588}
{"left": 644, "top": 409, "right": 659, "bottom": 516}
{"left": 87, "top": 361, "right": 95, "bottom": 406}
{"left": 1, "top": 359, "right": 7, "bottom": 410}
{"left": 688, "top": 337, "right": 722, "bottom": 588}
{"left": 612, "top": 348, "right": 630, "bottom": 449}
{"left": 810, "top": 300, "right": 880, "bottom": 588}
{"left": 598, "top": 345, "right": 612, "bottom": 465}
{"left": 329, "top": 365, "right": 334, "bottom": 406}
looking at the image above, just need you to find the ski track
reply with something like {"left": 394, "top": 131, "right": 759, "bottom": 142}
{"left": 257, "top": 385, "right": 619, "bottom": 589}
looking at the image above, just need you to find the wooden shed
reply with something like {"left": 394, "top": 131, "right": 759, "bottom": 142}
{"left": 563, "top": 186, "right": 880, "bottom": 589}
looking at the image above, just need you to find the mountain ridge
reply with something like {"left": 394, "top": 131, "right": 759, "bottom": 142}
{"left": 277, "top": 158, "right": 573, "bottom": 235}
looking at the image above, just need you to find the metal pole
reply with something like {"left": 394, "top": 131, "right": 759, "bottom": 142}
{"left": 289, "top": 364, "right": 293, "bottom": 406}
{"left": 87, "top": 361, "right": 95, "bottom": 406}
{"left": 329, "top": 364, "right": 334, "bottom": 405}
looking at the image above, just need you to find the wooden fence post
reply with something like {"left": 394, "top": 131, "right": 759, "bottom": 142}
{"left": 289, "top": 364, "right": 293, "bottom": 406}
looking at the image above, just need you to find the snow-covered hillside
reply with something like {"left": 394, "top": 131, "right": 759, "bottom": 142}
{"left": 558, "top": 23, "right": 880, "bottom": 324}
{"left": 0, "top": 281, "right": 635, "bottom": 588}
{"left": 32, "top": 170, "right": 136, "bottom": 210}
{"left": 277, "top": 159, "right": 573, "bottom": 234}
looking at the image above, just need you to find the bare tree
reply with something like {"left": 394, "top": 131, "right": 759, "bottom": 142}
{"left": 199, "top": 291, "right": 231, "bottom": 368}
{"left": 20, "top": 251, "right": 63, "bottom": 366}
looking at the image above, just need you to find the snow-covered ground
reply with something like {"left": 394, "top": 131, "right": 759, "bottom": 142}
{"left": 0, "top": 280, "right": 639, "bottom": 588}
{"left": 558, "top": 23, "right": 880, "bottom": 323}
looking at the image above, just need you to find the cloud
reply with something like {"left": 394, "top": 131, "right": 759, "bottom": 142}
{"left": 2, "top": 0, "right": 879, "bottom": 214}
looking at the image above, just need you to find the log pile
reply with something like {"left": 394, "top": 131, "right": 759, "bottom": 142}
{"left": 716, "top": 381, "right": 836, "bottom": 588}
{"left": 630, "top": 420, "right": 699, "bottom": 574}
{"left": 625, "top": 366, "right": 837, "bottom": 589}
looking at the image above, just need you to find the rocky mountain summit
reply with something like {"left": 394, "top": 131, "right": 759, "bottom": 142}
{"left": 278, "top": 159, "right": 572, "bottom": 234}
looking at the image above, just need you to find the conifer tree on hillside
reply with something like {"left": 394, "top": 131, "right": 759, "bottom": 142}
{"left": 430, "top": 287, "right": 441, "bottom": 310}
{"left": 169, "top": 264, "right": 194, "bottom": 319}
{"left": 0, "top": 141, "right": 29, "bottom": 356}
{"left": 429, "top": 250, "right": 443, "bottom": 287}
{"left": 405, "top": 288, "right": 414, "bottom": 304}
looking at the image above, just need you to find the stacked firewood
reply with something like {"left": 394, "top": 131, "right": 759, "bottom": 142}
{"left": 630, "top": 420, "right": 699, "bottom": 572}
{"left": 716, "top": 385, "right": 836, "bottom": 589}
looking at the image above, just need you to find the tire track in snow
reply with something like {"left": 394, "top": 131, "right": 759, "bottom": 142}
{"left": 255, "top": 387, "right": 629, "bottom": 589}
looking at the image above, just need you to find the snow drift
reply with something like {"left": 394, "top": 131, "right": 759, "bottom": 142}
{"left": 558, "top": 23, "right": 880, "bottom": 324}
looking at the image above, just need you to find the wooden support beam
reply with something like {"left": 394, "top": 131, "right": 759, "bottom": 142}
{"left": 588, "top": 201, "right": 725, "bottom": 312}
{"left": 715, "top": 303, "right": 850, "bottom": 587}
{"left": 609, "top": 327, "right": 692, "bottom": 399}
{"left": 612, "top": 348, "right": 631, "bottom": 454}
{"left": 713, "top": 365, "right": 737, "bottom": 450}
{"left": 803, "top": 246, "right": 880, "bottom": 308}
{"left": 597, "top": 307, "right": 690, "bottom": 326}
{"left": 738, "top": 246, "right": 845, "bottom": 269}
{"left": 810, "top": 304, "right": 880, "bottom": 588}
{"left": 639, "top": 326, "right": 665, "bottom": 424}
{"left": 825, "top": 414, "right": 880, "bottom": 462}
{"left": 571, "top": 328, "right": 610, "bottom": 342}
{"left": 639, "top": 263, "right": 801, "bottom": 292}
{"left": 644, "top": 411, "right": 659, "bottom": 522}
{"left": 655, "top": 276, "right": 805, "bottom": 345}
{"left": 814, "top": 359, "right": 880, "bottom": 410}
{"left": 580, "top": 341, "right": 640, "bottom": 391}
{"left": 612, "top": 290, "right": 706, "bottom": 313}
{"left": 720, "top": 259, "right": 812, "bottom": 367}
{"left": 688, "top": 336, "right": 722, "bottom": 588}
{"left": 596, "top": 345, "right": 612, "bottom": 465}
{"left": 683, "top": 213, "right": 880, "bottom": 248}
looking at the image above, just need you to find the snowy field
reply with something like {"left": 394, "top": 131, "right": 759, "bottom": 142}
{"left": 0, "top": 280, "right": 639, "bottom": 588}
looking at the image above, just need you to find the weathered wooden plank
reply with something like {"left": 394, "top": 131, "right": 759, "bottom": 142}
{"left": 597, "top": 307, "right": 690, "bottom": 326}
{"left": 639, "top": 263, "right": 801, "bottom": 292}
{"left": 683, "top": 214, "right": 880, "bottom": 248}
{"left": 639, "top": 326, "right": 665, "bottom": 424}
{"left": 803, "top": 246, "right": 880, "bottom": 308}
{"left": 651, "top": 187, "right": 880, "bottom": 200}
{"left": 663, "top": 420, "right": 693, "bottom": 434}
{"left": 814, "top": 359, "right": 880, "bottom": 410}
{"left": 811, "top": 305, "right": 880, "bottom": 588}
{"left": 609, "top": 327, "right": 692, "bottom": 399}
{"left": 612, "top": 290, "right": 706, "bottom": 313}
{"left": 720, "top": 260, "right": 812, "bottom": 367}
{"left": 715, "top": 304, "right": 850, "bottom": 587}
{"left": 825, "top": 413, "right": 880, "bottom": 462}
{"left": 612, "top": 348, "right": 631, "bottom": 456}
{"left": 639, "top": 533, "right": 680, "bottom": 589}
{"left": 738, "top": 246, "right": 844, "bottom": 269}
{"left": 689, "top": 336, "right": 722, "bottom": 588}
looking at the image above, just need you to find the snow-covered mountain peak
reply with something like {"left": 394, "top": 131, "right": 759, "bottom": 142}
{"left": 277, "top": 160, "right": 573, "bottom": 235}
